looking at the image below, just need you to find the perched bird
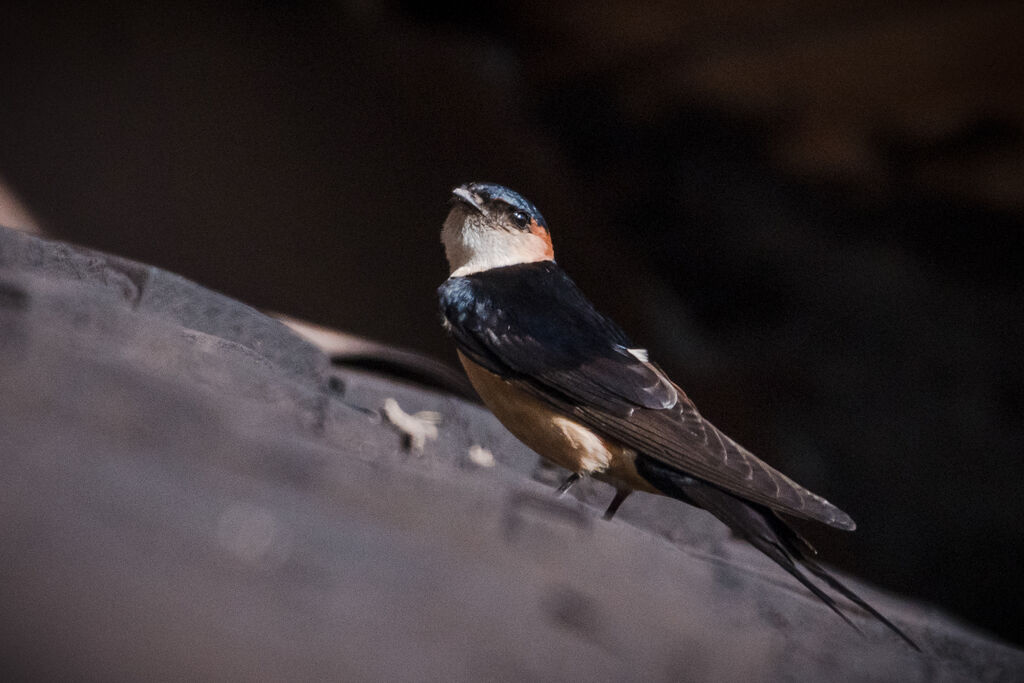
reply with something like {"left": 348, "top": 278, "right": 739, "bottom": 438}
{"left": 438, "top": 181, "right": 918, "bottom": 649}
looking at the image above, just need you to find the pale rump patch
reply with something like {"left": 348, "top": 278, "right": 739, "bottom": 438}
{"left": 458, "top": 352, "right": 658, "bottom": 494}
{"left": 550, "top": 415, "right": 615, "bottom": 473}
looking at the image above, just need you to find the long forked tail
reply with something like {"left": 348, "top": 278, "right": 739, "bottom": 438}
{"left": 636, "top": 457, "right": 920, "bottom": 651}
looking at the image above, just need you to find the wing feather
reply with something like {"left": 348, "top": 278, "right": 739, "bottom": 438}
{"left": 439, "top": 264, "right": 854, "bottom": 529}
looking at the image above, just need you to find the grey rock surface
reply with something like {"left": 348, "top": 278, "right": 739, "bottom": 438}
{"left": 0, "top": 225, "right": 1021, "bottom": 681}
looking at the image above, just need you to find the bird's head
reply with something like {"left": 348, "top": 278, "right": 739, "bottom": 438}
{"left": 441, "top": 182, "right": 553, "bottom": 276}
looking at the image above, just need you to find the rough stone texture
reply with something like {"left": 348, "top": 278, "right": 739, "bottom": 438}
{"left": 1, "top": 226, "right": 1021, "bottom": 680}
{"left": 2, "top": 5, "right": 1021, "bottom": 643}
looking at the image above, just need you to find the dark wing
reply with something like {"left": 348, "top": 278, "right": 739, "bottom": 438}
{"left": 563, "top": 385, "right": 855, "bottom": 529}
{"left": 439, "top": 264, "right": 677, "bottom": 415}
{"left": 439, "top": 263, "right": 854, "bottom": 529}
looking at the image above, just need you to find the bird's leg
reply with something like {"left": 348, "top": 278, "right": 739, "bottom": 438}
{"left": 556, "top": 472, "right": 581, "bottom": 496}
{"left": 602, "top": 489, "right": 631, "bottom": 520}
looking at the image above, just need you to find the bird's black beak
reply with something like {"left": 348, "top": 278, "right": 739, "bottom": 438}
{"left": 450, "top": 186, "right": 484, "bottom": 214}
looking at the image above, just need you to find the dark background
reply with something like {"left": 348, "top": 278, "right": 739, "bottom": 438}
{"left": 1, "top": 2, "right": 1021, "bottom": 645}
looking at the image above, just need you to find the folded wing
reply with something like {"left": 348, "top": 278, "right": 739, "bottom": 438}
{"left": 439, "top": 263, "right": 854, "bottom": 529}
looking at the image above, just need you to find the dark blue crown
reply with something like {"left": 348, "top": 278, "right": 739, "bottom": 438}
{"left": 465, "top": 182, "right": 547, "bottom": 229}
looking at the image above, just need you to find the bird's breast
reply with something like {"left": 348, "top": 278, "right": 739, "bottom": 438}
{"left": 458, "top": 352, "right": 657, "bottom": 493}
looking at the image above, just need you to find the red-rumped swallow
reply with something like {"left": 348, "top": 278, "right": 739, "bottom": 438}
{"left": 438, "top": 182, "right": 918, "bottom": 649}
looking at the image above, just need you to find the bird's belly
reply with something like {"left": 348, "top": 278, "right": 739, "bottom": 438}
{"left": 458, "top": 352, "right": 657, "bottom": 493}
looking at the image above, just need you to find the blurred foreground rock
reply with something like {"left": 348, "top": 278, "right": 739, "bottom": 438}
{"left": 0, "top": 225, "right": 1021, "bottom": 681}
{"left": 2, "top": 3, "right": 1022, "bottom": 641}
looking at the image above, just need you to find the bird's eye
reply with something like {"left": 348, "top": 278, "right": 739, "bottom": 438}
{"left": 510, "top": 210, "right": 530, "bottom": 229}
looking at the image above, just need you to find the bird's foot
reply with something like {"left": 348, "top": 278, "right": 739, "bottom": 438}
{"left": 556, "top": 472, "right": 581, "bottom": 496}
{"left": 602, "top": 489, "right": 631, "bottom": 520}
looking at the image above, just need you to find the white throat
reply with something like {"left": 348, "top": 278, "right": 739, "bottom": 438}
{"left": 442, "top": 209, "right": 551, "bottom": 277}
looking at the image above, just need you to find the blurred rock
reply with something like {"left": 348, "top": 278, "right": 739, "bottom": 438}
{"left": 1, "top": 227, "right": 1023, "bottom": 680}
{"left": 0, "top": 1, "right": 1021, "bottom": 645}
